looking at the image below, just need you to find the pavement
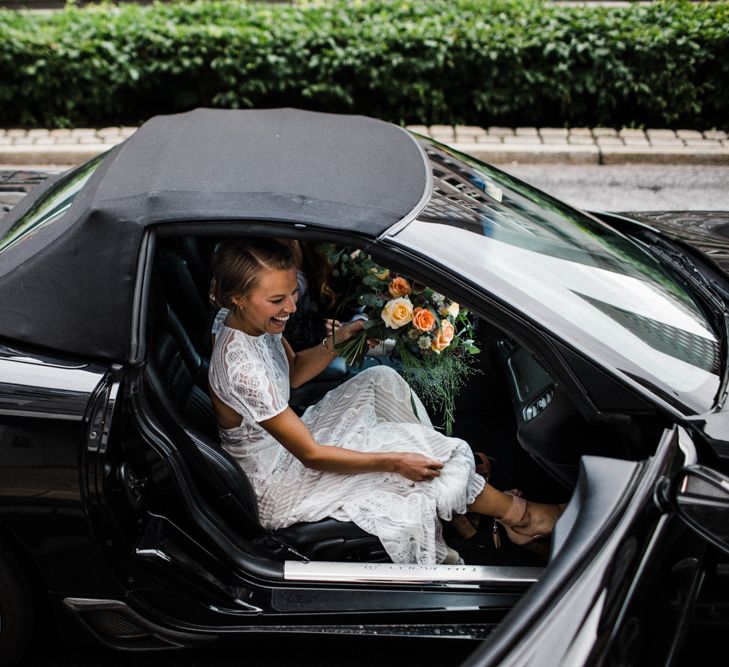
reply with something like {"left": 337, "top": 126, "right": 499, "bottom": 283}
{"left": 0, "top": 124, "right": 728, "bottom": 167}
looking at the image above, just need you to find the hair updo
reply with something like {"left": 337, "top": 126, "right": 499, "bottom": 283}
{"left": 209, "top": 237, "right": 296, "bottom": 310}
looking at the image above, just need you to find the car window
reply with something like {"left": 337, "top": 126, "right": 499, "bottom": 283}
{"left": 395, "top": 141, "right": 721, "bottom": 412}
{"left": 0, "top": 153, "right": 105, "bottom": 255}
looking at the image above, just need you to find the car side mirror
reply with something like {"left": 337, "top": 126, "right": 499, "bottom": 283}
{"left": 674, "top": 464, "right": 729, "bottom": 555}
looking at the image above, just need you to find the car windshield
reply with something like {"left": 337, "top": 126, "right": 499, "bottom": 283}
{"left": 0, "top": 153, "right": 104, "bottom": 255}
{"left": 393, "top": 140, "right": 722, "bottom": 413}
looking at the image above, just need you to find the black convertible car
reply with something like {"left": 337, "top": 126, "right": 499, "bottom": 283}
{"left": 1, "top": 109, "right": 728, "bottom": 666}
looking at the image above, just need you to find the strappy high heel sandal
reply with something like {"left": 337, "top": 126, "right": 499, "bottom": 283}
{"left": 492, "top": 490, "right": 566, "bottom": 549}
{"left": 491, "top": 489, "right": 527, "bottom": 548}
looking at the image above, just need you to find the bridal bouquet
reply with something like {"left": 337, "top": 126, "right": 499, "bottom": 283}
{"left": 321, "top": 244, "right": 480, "bottom": 435}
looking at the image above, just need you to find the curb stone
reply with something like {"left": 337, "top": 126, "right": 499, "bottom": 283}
{"left": 0, "top": 126, "right": 727, "bottom": 167}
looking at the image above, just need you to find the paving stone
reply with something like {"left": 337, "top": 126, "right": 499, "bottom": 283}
{"left": 49, "top": 128, "right": 72, "bottom": 137}
{"left": 684, "top": 140, "right": 723, "bottom": 149}
{"left": 592, "top": 128, "right": 618, "bottom": 137}
{"left": 596, "top": 136, "right": 624, "bottom": 145}
{"left": 53, "top": 135, "right": 80, "bottom": 144}
{"left": 648, "top": 137, "right": 684, "bottom": 146}
{"left": 618, "top": 128, "right": 647, "bottom": 138}
{"left": 622, "top": 136, "right": 650, "bottom": 146}
{"left": 27, "top": 128, "right": 49, "bottom": 138}
{"left": 12, "top": 137, "right": 34, "bottom": 145}
{"left": 539, "top": 128, "right": 569, "bottom": 136}
{"left": 473, "top": 135, "right": 502, "bottom": 144}
{"left": 103, "top": 136, "right": 125, "bottom": 144}
{"left": 429, "top": 125, "right": 455, "bottom": 141}
{"left": 97, "top": 127, "right": 121, "bottom": 137}
{"left": 6, "top": 129, "right": 26, "bottom": 138}
{"left": 0, "top": 129, "right": 5, "bottom": 137}
{"left": 503, "top": 135, "right": 542, "bottom": 144}
{"left": 0, "top": 144, "right": 106, "bottom": 166}
{"left": 32, "top": 137, "right": 55, "bottom": 145}
{"left": 515, "top": 127, "right": 539, "bottom": 136}
{"left": 704, "top": 130, "right": 728, "bottom": 140}
{"left": 541, "top": 136, "right": 569, "bottom": 144}
{"left": 0, "top": 137, "right": 12, "bottom": 145}
{"left": 454, "top": 126, "right": 487, "bottom": 142}
{"left": 120, "top": 126, "right": 139, "bottom": 137}
{"left": 79, "top": 136, "right": 103, "bottom": 144}
{"left": 71, "top": 128, "right": 96, "bottom": 137}
{"left": 676, "top": 129, "right": 703, "bottom": 139}
{"left": 569, "top": 127, "right": 593, "bottom": 136}
{"left": 568, "top": 136, "right": 595, "bottom": 145}
{"left": 646, "top": 129, "right": 677, "bottom": 138}
{"left": 487, "top": 127, "right": 514, "bottom": 136}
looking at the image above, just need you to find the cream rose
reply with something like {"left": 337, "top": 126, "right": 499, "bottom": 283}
{"left": 381, "top": 297, "right": 413, "bottom": 329}
{"left": 439, "top": 301, "right": 460, "bottom": 318}
{"left": 431, "top": 320, "right": 455, "bottom": 353}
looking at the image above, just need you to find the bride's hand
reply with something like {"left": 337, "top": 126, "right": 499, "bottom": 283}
{"left": 324, "top": 318, "right": 341, "bottom": 335}
{"left": 393, "top": 453, "right": 443, "bottom": 482}
{"left": 333, "top": 319, "right": 365, "bottom": 343}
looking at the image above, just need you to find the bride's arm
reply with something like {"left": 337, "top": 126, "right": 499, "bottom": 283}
{"left": 260, "top": 407, "right": 443, "bottom": 482}
{"left": 284, "top": 320, "right": 364, "bottom": 388}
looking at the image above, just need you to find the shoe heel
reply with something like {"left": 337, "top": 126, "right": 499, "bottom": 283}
{"left": 450, "top": 514, "right": 477, "bottom": 539}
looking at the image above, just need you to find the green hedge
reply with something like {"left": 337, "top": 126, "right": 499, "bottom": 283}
{"left": 1, "top": 0, "right": 728, "bottom": 128}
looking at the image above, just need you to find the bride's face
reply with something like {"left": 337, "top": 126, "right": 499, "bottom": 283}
{"left": 233, "top": 267, "right": 299, "bottom": 336}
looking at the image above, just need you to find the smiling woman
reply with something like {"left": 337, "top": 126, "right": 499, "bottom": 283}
{"left": 204, "top": 236, "right": 563, "bottom": 565}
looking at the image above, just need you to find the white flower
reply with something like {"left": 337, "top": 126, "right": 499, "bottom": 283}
{"left": 418, "top": 335, "right": 432, "bottom": 350}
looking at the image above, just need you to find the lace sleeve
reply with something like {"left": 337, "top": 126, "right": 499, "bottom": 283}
{"left": 219, "top": 336, "right": 289, "bottom": 423}
{"left": 211, "top": 308, "right": 229, "bottom": 337}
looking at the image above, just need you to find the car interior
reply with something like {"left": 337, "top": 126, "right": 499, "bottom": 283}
{"left": 119, "top": 231, "right": 671, "bottom": 574}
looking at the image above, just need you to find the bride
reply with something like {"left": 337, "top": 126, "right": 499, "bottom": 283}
{"left": 207, "top": 237, "right": 563, "bottom": 565}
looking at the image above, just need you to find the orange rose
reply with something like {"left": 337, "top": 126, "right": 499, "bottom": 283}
{"left": 412, "top": 307, "right": 436, "bottom": 333}
{"left": 431, "top": 320, "right": 455, "bottom": 353}
{"left": 388, "top": 276, "right": 412, "bottom": 298}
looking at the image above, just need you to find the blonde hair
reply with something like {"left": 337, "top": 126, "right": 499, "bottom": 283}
{"left": 209, "top": 237, "right": 295, "bottom": 309}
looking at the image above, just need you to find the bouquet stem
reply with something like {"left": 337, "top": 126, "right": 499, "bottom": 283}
{"left": 333, "top": 329, "right": 369, "bottom": 367}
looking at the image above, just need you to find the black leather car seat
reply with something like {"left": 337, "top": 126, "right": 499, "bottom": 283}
{"left": 157, "top": 243, "right": 215, "bottom": 356}
{"left": 144, "top": 293, "right": 388, "bottom": 563}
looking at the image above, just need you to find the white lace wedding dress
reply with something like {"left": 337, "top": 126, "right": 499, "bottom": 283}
{"left": 208, "top": 325, "right": 486, "bottom": 564}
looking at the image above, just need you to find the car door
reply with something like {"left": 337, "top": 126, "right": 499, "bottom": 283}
{"left": 0, "top": 345, "right": 126, "bottom": 616}
{"left": 464, "top": 425, "right": 710, "bottom": 667}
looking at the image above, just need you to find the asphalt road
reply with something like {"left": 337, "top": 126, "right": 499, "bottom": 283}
{"left": 501, "top": 163, "right": 729, "bottom": 211}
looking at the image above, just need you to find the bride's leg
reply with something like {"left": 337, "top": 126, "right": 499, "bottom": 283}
{"left": 467, "top": 484, "right": 563, "bottom": 539}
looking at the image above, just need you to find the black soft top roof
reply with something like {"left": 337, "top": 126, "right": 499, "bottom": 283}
{"left": 0, "top": 108, "right": 429, "bottom": 362}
